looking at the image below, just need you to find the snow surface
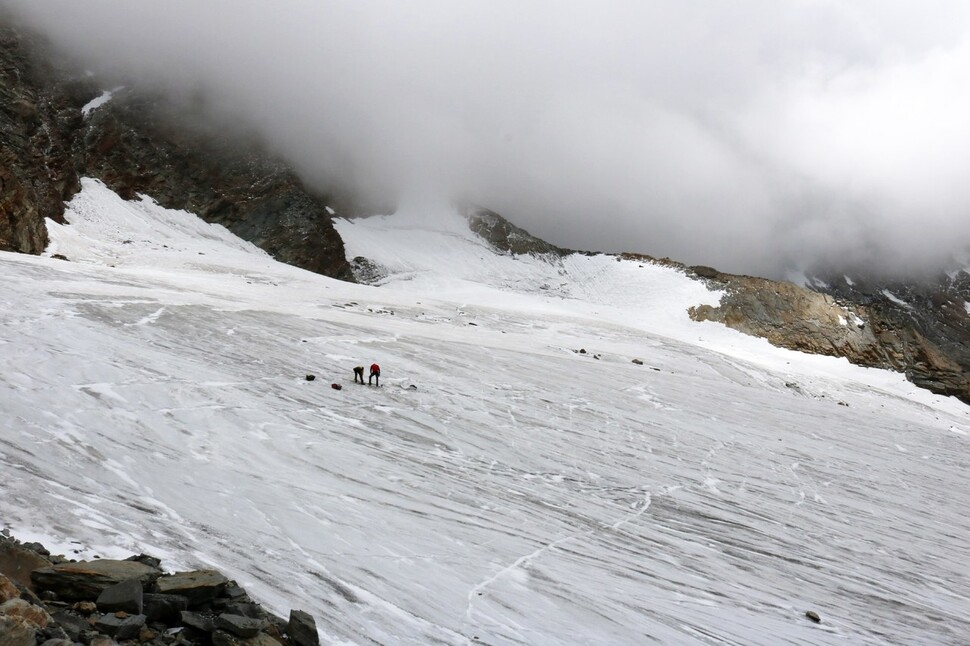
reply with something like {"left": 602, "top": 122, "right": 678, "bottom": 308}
{"left": 880, "top": 289, "right": 912, "bottom": 309}
{"left": 2, "top": 179, "right": 970, "bottom": 644}
{"left": 80, "top": 86, "right": 124, "bottom": 117}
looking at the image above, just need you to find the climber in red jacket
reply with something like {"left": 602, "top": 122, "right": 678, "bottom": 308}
{"left": 369, "top": 363, "right": 381, "bottom": 386}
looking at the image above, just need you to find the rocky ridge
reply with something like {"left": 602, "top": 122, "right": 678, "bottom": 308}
{"left": 687, "top": 267, "right": 970, "bottom": 404}
{"left": 0, "top": 531, "right": 319, "bottom": 646}
{"left": 0, "top": 18, "right": 359, "bottom": 280}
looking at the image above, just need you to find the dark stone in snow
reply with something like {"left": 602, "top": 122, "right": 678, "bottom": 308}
{"left": 632, "top": 358, "right": 643, "bottom": 365}
{"left": 805, "top": 610, "right": 821, "bottom": 623}
{"left": 286, "top": 609, "right": 319, "bottom": 646}
{"left": 305, "top": 374, "right": 315, "bottom": 381}
{"left": 96, "top": 578, "right": 143, "bottom": 614}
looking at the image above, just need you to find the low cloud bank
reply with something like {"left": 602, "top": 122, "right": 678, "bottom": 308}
{"left": 6, "top": 0, "right": 970, "bottom": 276}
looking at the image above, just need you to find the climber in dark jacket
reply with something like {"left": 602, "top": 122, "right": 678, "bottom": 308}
{"left": 369, "top": 363, "right": 381, "bottom": 386}
{"left": 353, "top": 366, "right": 365, "bottom": 384}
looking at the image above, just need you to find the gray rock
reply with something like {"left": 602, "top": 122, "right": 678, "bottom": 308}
{"left": 180, "top": 610, "right": 216, "bottom": 633}
{"left": 96, "top": 578, "right": 143, "bottom": 614}
{"left": 40, "top": 624, "right": 69, "bottom": 642}
{"left": 0, "top": 575, "right": 18, "bottom": 603}
{"left": 39, "top": 640, "right": 74, "bottom": 646}
{"left": 143, "top": 592, "right": 188, "bottom": 623}
{"left": 213, "top": 633, "right": 278, "bottom": 646}
{"left": 225, "top": 602, "right": 264, "bottom": 618}
{"left": 94, "top": 612, "right": 146, "bottom": 640}
{"left": 0, "top": 598, "right": 51, "bottom": 630}
{"left": 30, "top": 559, "right": 159, "bottom": 600}
{"left": 286, "top": 609, "right": 319, "bottom": 646}
{"left": 48, "top": 610, "right": 88, "bottom": 641}
{"left": 125, "top": 553, "right": 162, "bottom": 569}
{"left": 212, "top": 630, "right": 243, "bottom": 646}
{"left": 224, "top": 584, "right": 248, "bottom": 600}
{"left": 217, "top": 613, "right": 265, "bottom": 638}
{"left": 156, "top": 570, "right": 228, "bottom": 605}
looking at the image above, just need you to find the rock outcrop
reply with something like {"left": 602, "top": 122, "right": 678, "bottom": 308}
{"left": 688, "top": 268, "right": 970, "bottom": 404}
{"left": 0, "top": 17, "right": 358, "bottom": 280}
{"left": 462, "top": 205, "right": 568, "bottom": 258}
{"left": 0, "top": 532, "right": 320, "bottom": 646}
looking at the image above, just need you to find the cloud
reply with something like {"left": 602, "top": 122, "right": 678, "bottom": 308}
{"left": 6, "top": 0, "right": 970, "bottom": 277}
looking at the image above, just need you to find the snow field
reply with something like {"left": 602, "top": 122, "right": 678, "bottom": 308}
{"left": 0, "top": 179, "right": 968, "bottom": 643}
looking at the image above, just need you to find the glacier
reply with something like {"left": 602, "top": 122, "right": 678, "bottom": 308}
{"left": 1, "top": 179, "right": 969, "bottom": 644}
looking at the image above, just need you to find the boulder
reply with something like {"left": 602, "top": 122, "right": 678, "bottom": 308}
{"left": 31, "top": 559, "right": 160, "bottom": 600}
{"left": 88, "top": 634, "right": 117, "bottom": 646}
{"left": 217, "top": 613, "right": 265, "bottom": 638}
{"left": 225, "top": 602, "right": 264, "bottom": 619}
{"left": 156, "top": 569, "right": 228, "bottom": 605}
{"left": 48, "top": 610, "right": 88, "bottom": 642}
{"left": 96, "top": 578, "right": 143, "bottom": 614}
{"left": 94, "top": 613, "right": 146, "bottom": 640}
{"left": 286, "top": 609, "right": 319, "bottom": 646}
{"left": 0, "top": 598, "right": 51, "bottom": 630}
{"left": 0, "top": 614, "right": 35, "bottom": 646}
{"left": 143, "top": 592, "right": 188, "bottom": 623}
{"left": 180, "top": 609, "right": 217, "bottom": 632}
{"left": 213, "top": 633, "right": 279, "bottom": 646}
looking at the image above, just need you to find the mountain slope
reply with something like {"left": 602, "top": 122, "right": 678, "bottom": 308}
{"left": 2, "top": 180, "right": 969, "bottom": 644}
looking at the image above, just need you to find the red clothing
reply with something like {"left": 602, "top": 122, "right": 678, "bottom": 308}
{"left": 370, "top": 364, "right": 380, "bottom": 375}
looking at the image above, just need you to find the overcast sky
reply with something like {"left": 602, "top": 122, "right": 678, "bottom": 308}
{"left": 6, "top": 1, "right": 970, "bottom": 276}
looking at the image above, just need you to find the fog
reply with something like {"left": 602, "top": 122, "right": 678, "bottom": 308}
{"left": 6, "top": 0, "right": 970, "bottom": 277}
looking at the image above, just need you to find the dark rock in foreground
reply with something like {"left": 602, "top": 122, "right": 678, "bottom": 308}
{"left": 1, "top": 532, "right": 319, "bottom": 646}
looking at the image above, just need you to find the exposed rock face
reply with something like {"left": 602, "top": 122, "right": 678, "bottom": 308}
{"left": 688, "top": 269, "right": 970, "bottom": 404}
{"left": 0, "top": 23, "right": 80, "bottom": 254}
{"left": 0, "top": 17, "right": 357, "bottom": 280}
{"left": 463, "top": 205, "right": 568, "bottom": 257}
{"left": 30, "top": 559, "right": 161, "bottom": 600}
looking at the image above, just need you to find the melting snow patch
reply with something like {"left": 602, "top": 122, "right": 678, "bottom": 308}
{"left": 881, "top": 289, "right": 912, "bottom": 309}
{"left": 81, "top": 86, "right": 124, "bottom": 117}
